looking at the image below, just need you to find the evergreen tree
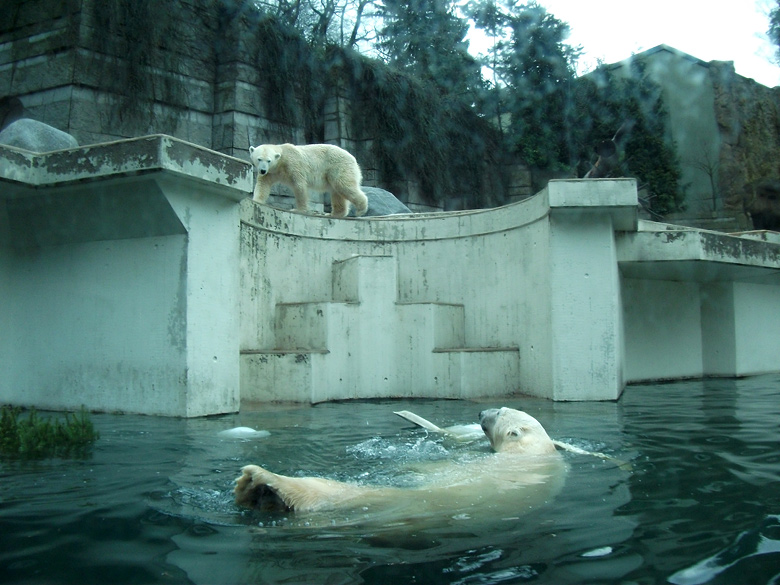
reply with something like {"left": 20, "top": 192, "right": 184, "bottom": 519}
{"left": 378, "top": 0, "right": 482, "bottom": 96}
{"left": 768, "top": 0, "right": 780, "bottom": 61}
{"left": 469, "top": 1, "right": 579, "bottom": 169}
{"left": 572, "top": 61, "right": 685, "bottom": 216}
{"left": 500, "top": 3, "right": 578, "bottom": 168}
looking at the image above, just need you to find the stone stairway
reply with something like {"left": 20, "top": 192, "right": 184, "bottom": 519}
{"left": 240, "top": 255, "right": 520, "bottom": 403}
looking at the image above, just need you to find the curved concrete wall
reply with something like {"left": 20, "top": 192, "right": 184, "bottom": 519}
{"left": 240, "top": 179, "right": 638, "bottom": 403}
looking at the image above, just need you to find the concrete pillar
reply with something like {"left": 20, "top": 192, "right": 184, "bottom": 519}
{"left": 162, "top": 178, "right": 243, "bottom": 416}
{"left": 703, "top": 281, "right": 780, "bottom": 377}
{"left": 541, "top": 180, "right": 634, "bottom": 400}
{"left": 0, "top": 136, "right": 251, "bottom": 416}
{"left": 732, "top": 282, "right": 780, "bottom": 374}
{"left": 701, "top": 282, "right": 737, "bottom": 376}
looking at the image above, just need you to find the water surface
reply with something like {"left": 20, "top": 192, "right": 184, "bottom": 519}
{"left": 2, "top": 375, "right": 779, "bottom": 584}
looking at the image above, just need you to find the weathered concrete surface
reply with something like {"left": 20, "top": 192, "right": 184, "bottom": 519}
{"left": 239, "top": 179, "right": 638, "bottom": 403}
{"left": 618, "top": 221, "right": 780, "bottom": 382}
{"left": 2, "top": 136, "right": 780, "bottom": 415}
{"left": 1, "top": 136, "right": 251, "bottom": 416}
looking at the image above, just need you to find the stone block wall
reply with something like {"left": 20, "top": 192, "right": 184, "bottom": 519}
{"left": 1, "top": 0, "right": 524, "bottom": 212}
{"left": 709, "top": 60, "right": 780, "bottom": 228}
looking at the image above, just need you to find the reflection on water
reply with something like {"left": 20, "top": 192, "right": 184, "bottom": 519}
{"left": 668, "top": 514, "right": 780, "bottom": 585}
{"left": 1, "top": 375, "right": 779, "bottom": 584}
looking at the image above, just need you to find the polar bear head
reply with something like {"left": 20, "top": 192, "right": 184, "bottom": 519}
{"left": 249, "top": 144, "right": 282, "bottom": 176}
{"left": 479, "top": 407, "right": 557, "bottom": 455}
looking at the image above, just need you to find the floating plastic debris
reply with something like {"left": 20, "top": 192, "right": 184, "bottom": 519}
{"left": 581, "top": 546, "right": 613, "bottom": 558}
{"left": 217, "top": 427, "right": 271, "bottom": 439}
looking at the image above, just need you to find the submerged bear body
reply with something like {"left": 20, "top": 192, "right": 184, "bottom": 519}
{"left": 235, "top": 408, "right": 567, "bottom": 523}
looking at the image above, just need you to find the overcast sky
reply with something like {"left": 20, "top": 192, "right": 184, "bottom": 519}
{"left": 540, "top": 0, "right": 780, "bottom": 87}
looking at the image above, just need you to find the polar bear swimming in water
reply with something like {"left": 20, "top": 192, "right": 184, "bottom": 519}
{"left": 234, "top": 407, "right": 567, "bottom": 519}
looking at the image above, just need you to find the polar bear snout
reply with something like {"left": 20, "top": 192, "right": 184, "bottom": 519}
{"left": 479, "top": 408, "right": 499, "bottom": 421}
{"left": 479, "top": 408, "right": 500, "bottom": 431}
{"left": 478, "top": 407, "right": 558, "bottom": 455}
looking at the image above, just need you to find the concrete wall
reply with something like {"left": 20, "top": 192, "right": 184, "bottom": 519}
{"left": 0, "top": 136, "right": 250, "bottom": 416}
{"left": 618, "top": 222, "right": 780, "bottom": 383}
{"left": 2, "top": 136, "right": 780, "bottom": 416}
{"left": 623, "top": 278, "right": 704, "bottom": 381}
{"left": 0, "top": 0, "right": 516, "bottom": 212}
{"left": 702, "top": 281, "right": 780, "bottom": 377}
{"left": 624, "top": 277, "right": 780, "bottom": 383}
{"left": 4, "top": 235, "right": 189, "bottom": 414}
{"left": 239, "top": 179, "right": 638, "bottom": 403}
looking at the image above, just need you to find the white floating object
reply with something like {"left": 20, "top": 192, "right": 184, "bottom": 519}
{"left": 581, "top": 546, "right": 613, "bottom": 558}
{"left": 218, "top": 427, "right": 270, "bottom": 439}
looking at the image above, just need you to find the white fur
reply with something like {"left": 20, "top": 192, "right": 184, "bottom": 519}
{"left": 248, "top": 143, "right": 368, "bottom": 218}
{"left": 235, "top": 407, "right": 564, "bottom": 516}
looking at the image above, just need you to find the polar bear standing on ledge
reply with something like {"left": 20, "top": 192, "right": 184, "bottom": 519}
{"left": 249, "top": 143, "right": 369, "bottom": 218}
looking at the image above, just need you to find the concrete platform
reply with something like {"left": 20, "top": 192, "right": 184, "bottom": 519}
{"left": 2, "top": 136, "right": 780, "bottom": 415}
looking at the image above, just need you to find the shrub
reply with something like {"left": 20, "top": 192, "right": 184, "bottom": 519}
{"left": 0, "top": 406, "right": 100, "bottom": 459}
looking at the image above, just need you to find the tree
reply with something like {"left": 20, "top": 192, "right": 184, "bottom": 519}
{"left": 466, "top": 0, "right": 508, "bottom": 133}
{"left": 377, "top": 0, "right": 482, "bottom": 96}
{"left": 502, "top": 3, "right": 578, "bottom": 168}
{"left": 469, "top": 1, "right": 579, "bottom": 169}
{"left": 256, "top": 0, "right": 380, "bottom": 50}
{"left": 571, "top": 61, "right": 685, "bottom": 216}
{"left": 769, "top": 0, "right": 780, "bottom": 61}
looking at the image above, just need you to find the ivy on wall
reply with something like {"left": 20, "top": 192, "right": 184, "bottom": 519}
{"left": 84, "top": 0, "right": 504, "bottom": 207}
{"left": 250, "top": 15, "right": 326, "bottom": 142}
{"left": 334, "top": 51, "right": 502, "bottom": 206}
{"left": 89, "top": 0, "right": 187, "bottom": 127}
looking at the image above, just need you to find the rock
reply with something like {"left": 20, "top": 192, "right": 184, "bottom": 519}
{"left": 0, "top": 118, "right": 79, "bottom": 152}
{"left": 350, "top": 186, "right": 412, "bottom": 217}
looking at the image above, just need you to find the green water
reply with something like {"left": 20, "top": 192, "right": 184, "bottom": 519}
{"left": 2, "top": 375, "right": 779, "bottom": 584}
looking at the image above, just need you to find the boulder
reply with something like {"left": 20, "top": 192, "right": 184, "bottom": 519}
{"left": 350, "top": 186, "right": 413, "bottom": 217}
{"left": 0, "top": 118, "right": 79, "bottom": 152}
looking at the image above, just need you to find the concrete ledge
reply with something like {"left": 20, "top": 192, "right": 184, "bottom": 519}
{"left": 0, "top": 135, "right": 252, "bottom": 194}
{"left": 547, "top": 178, "right": 639, "bottom": 230}
{"left": 618, "top": 220, "right": 780, "bottom": 283}
{"left": 239, "top": 178, "right": 638, "bottom": 242}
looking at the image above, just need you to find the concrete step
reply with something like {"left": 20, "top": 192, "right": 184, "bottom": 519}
{"left": 240, "top": 253, "right": 520, "bottom": 403}
{"left": 274, "top": 300, "right": 466, "bottom": 352}
{"left": 240, "top": 346, "right": 520, "bottom": 403}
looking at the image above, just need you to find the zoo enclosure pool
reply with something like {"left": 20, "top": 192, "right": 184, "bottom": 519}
{"left": 2, "top": 374, "right": 780, "bottom": 585}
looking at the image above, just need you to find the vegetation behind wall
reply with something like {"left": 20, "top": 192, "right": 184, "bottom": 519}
{"left": 2, "top": 0, "right": 686, "bottom": 213}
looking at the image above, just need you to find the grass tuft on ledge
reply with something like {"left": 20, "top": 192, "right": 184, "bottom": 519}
{"left": 0, "top": 406, "right": 100, "bottom": 459}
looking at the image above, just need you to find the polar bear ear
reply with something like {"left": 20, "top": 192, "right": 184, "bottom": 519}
{"left": 274, "top": 152, "right": 281, "bottom": 160}
{"left": 249, "top": 145, "right": 255, "bottom": 154}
